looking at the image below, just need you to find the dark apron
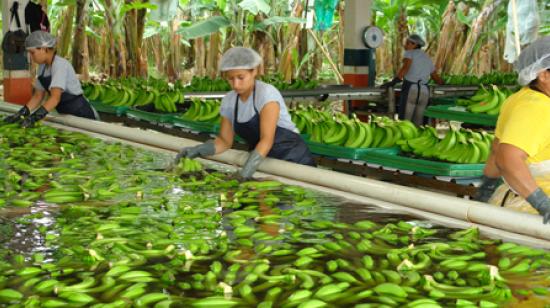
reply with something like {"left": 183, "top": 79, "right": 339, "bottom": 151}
{"left": 38, "top": 59, "right": 96, "bottom": 119}
{"left": 233, "top": 86, "right": 316, "bottom": 166}
{"left": 399, "top": 79, "right": 429, "bottom": 123}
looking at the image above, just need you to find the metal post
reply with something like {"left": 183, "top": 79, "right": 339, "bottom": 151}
{"left": 387, "top": 87, "right": 395, "bottom": 114}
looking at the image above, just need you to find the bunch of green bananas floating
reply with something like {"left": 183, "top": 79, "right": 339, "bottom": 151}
{"left": 178, "top": 99, "right": 220, "bottom": 123}
{"left": 176, "top": 157, "right": 203, "bottom": 174}
{"left": 291, "top": 107, "right": 419, "bottom": 148}
{"left": 455, "top": 85, "right": 515, "bottom": 115}
{"left": 397, "top": 126, "right": 494, "bottom": 164}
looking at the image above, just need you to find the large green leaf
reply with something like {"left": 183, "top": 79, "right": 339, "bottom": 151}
{"left": 177, "top": 16, "right": 230, "bottom": 39}
{"left": 253, "top": 16, "right": 305, "bottom": 30}
{"left": 238, "top": 0, "right": 270, "bottom": 15}
{"left": 121, "top": 2, "right": 157, "bottom": 15}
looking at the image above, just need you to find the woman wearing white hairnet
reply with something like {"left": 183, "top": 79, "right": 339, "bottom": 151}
{"left": 475, "top": 36, "right": 550, "bottom": 224}
{"left": 381, "top": 34, "right": 444, "bottom": 125}
{"left": 3, "top": 31, "right": 97, "bottom": 127}
{"left": 175, "top": 47, "right": 315, "bottom": 179}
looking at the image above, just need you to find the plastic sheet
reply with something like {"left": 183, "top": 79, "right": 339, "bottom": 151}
{"left": 504, "top": 0, "right": 540, "bottom": 63}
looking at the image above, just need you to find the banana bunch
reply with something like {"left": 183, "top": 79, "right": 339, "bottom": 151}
{"left": 176, "top": 158, "right": 203, "bottom": 174}
{"left": 186, "top": 76, "right": 231, "bottom": 92}
{"left": 455, "top": 85, "right": 514, "bottom": 116}
{"left": 291, "top": 107, "right": 420, "bottom": 148}
{"left": 261, "top": 73, "right": 319, "bottom": 90}
{"left": 180, "top": 99, "right": 220, "bottom": 122}
{"left": 83, "top": 78, "right": 186, "bottom": 113}
{"left": 398, "top": 127, "right": 494, "bottom": 164}
{"left": 441, "top": 72, "right": 517, "bottom": 86}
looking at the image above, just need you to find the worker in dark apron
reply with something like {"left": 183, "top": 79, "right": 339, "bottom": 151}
{"left": 381, "top": 34, "right": 443, "bottom": 125}
{"left": 175, "top": 47, "right": 315, "bottom": 179}
{"left": 3, "top": 31, "right": 98, "bottom": 127}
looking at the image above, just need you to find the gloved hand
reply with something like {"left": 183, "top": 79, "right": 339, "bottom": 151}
{"left": 174, "top": 140, "right": 216, "bottom": 163}
{"left": 3, "top": 106, "right": 30, "bottom": 124}
{"left": 21, "top": 106, "right": 48, "bottom": 128}
{"left": 526, "top": 188, "right": 550, "bottom": 224}
{"left": 238, "top": 150, "right": 265, "bottom": 179}
{"left": 474, "top": 176, "right": 502, "bottom": 202}
{"left": 380, "top": 77, "right": 402, "bottom": 89}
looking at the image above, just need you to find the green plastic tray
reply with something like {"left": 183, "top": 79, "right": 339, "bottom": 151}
{"left": 424, "top": 104, "right": 497, "bottom": 126}
{"left": 430, "top": 96, "right": 463, "bottom": 106}
{"left": 305, "top": 140, "right": 399, "bottom": 160}
{"left": 90, "top": 100, "right": 128, "bottom": 116}
{"left": 169, "top": 116, "right": 220, "bottom": 134}
{"left": 365, "top": 151, "right": 485, "bottom": 177}
{"left": 126, "top": 109, "right": 174, "bottom": 124}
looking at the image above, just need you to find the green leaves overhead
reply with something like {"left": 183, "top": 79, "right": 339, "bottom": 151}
{"left": 178, "top": 16, "right": 230, "bottom": 39}
{"left": 121, "top": 2, "right": 157, "bottom": 15}
{"left": 238, "top": 0, "right": 271, "bottom": 15}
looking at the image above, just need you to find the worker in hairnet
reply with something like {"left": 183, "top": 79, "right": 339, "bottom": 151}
{"left": 381, "top": 34, "right": 444, "bottom": 125}
{"left": 175, "top": 47, "right": 315, "bottom": 179}
{"left": 476, "top": 36, "right": 550, "bottom": 224}
{"left": 3, "top": 31, "right": 98, "bottom": 127}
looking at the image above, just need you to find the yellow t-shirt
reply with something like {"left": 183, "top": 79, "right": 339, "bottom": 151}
{"left": 495, "top": 87, "right": 550, "bottom": 163}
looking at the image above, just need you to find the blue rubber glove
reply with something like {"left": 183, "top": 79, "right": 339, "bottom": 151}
{"left": 21, "top": 106, "right": 48, "bottom": 128}
{"left": 526, "top": 188, "right": 550, "bottom": 224}
{"left": 174, "top": 140, "right": 216, "bottom": 163}
{"left": 474, "top": 176, "right": 502, "bottom": 202}
{"left": 3, "top": 106, "right": 30, "bottom": 124}
{"left": 238, "top": 150, "right": 265, "bottom": 179}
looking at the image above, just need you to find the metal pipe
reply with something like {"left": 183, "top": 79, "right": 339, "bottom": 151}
{"left": 2, "top": 102, "right": 550, "bottom": 243}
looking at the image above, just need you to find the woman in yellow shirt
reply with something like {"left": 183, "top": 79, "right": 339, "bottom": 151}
{"left": 476, "top": 36, "right": 550, "bottom": 224}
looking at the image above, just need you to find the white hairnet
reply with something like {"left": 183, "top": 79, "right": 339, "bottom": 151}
{"left": 514, "top": 36, "right": 550, "bottom": 85}
{"left": 219, "top": 47, "right": 262, "bottom": 72}
{"left": 25, "top": 31, "right": 57, "bottom": 49}
{"left": 407, "top": 34, "right": 426, "bottom": 47}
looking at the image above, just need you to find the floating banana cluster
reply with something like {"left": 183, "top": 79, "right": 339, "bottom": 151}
{"left": 176, "top": 157, "right": 203, "bottom": 174}
{"left": 2, "top": 118, "right": 550, "bottom": 307}
{"left": 398, "top": 126, "right": 494, "bottom": 164}
{"left": 178, "top": 99, "right": 220, "bottom": 123}
{"left": 291, "top": 107, "right": 419, "bottom": 148}
{"left": 456, "top": 85, "right": 515, "bottom": 115}
{"left": 83, "top": 78, "right": 185, "bottom": 113}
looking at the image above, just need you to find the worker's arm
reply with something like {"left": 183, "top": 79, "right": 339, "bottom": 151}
{"left": 397, "top": 58, "right": 412, "bottom": 80}
{"left": 214, "top": 117, "right": 235, "bottom": 153}
{"left": 483, "top": 138, "right": 501, "bottom": 178}
{"left": 255, "top": 101, "right": 279, "bottom": 156}
{"left": 495, "top": 143, "right": 538, "bottom": 198}
{"left": 41, "top": 87, "right": 63, "bottom": 112}
{"left": 430, "top": 71, "right": 444, "bottom": 85}
{"left": 236, "top": 102, "right": 279, "bottom": 179}
{"left": 26, "top": 89, "right": 46, "bottom": 111}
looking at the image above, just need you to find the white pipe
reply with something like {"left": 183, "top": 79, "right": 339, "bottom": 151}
{"left": 2, "top": 102, "right": 550, "bottom": 242}
{"left": 42, "top": 121, "right": 550, "bottom": 248}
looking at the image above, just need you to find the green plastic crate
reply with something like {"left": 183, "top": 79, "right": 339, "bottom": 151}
{"left": 126, "top": 109, "right": 174, "bottom": 124}
{"left": 90, "top": 100, "right": 128, "bottom": 116}
{"left": 169, "top": 116, "right": 220, "bottom": 134}
{"left": 365, "top": 151, "right": 485, "bottom": 177}
{"left": 424, "top": 104, "right": 497, "bottom": 126}
{"left": 305, "top": 140, "right": 399, "bottom": 160}
{"left": 430, "top": 97, "right": 462, "bottom": 105}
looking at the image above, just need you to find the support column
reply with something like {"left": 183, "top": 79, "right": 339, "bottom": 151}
{"left": 3, "top": 0, "right": 33, "bottom": 105}
{"left": 343, "top": 0, "right": 374, "bottom": 114}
